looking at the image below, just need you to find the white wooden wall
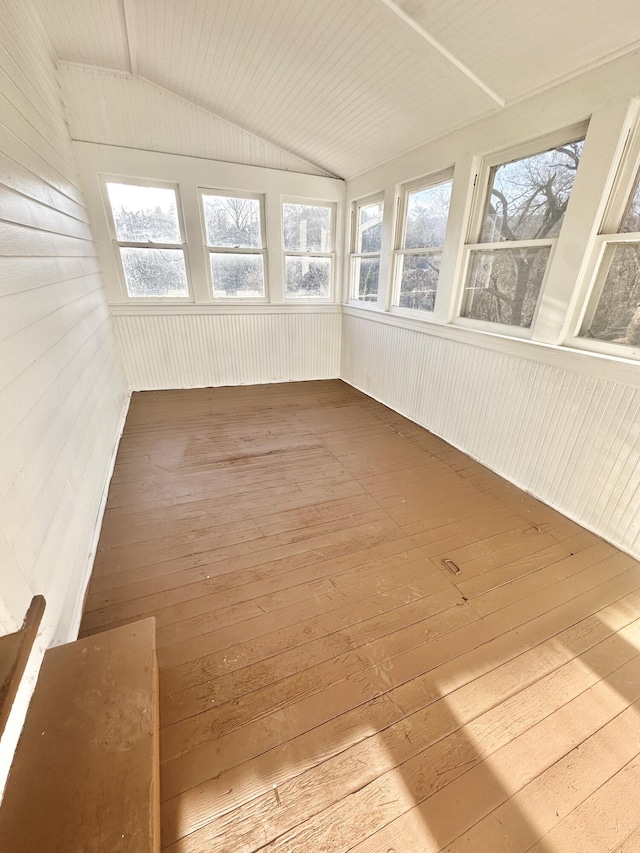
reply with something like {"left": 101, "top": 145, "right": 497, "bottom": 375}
{"left": 342, "top": 55, "right": 640, "bottom": 561}
{"left": 342, "top": 311, "right": 640, "bottom": 556}
{"left": 113, "top": 309, "right": 341, "bottom": 390}
{"left": 73, "top": 142, "right": 345, "bottom": 391}
{"left": 58, "top": 65, "right": 331, "bottom": 177}
{"left": 0, "top": 0, "right": 128, "bottom": 795}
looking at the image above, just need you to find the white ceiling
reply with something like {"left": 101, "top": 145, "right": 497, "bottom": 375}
{"left": 32, "top": 0, "right": 640, "bottom": 178}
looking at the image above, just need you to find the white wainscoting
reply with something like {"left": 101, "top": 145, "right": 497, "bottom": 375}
{"left": 342, "top": 309, "right": 640, "bottom": 558}
{"left": 112, "top": 308, "right": 342, "bottom": 390}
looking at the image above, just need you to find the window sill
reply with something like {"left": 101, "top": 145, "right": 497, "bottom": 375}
{"left": 108, "top": 302, "right": 343, "bottom": 316}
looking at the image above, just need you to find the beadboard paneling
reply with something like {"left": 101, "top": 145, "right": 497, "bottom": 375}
{"left": 51, "top": 0, "right": 500, "bottom": 179}
{"left": 0, "top": 0, "right": 128, "bottom": 797}
{"left": 341, "top": 311, "right": 640, "bottom": 557}
{"left": 58, "top": 65, "right": 331, "bottom": 177}
{"left": 34, "top": 0, "right": 640, "bottom": 177}
{"left": 113, "top": 310, "right": 342, "bottom": 390}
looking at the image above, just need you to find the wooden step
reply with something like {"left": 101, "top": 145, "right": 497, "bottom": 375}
{"left": 0, "top": 618, "right": 159, "bottom": 853}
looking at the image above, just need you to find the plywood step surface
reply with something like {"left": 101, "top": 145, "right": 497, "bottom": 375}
{"left": 0, "top": 618, "right": 159, "bottom": 853}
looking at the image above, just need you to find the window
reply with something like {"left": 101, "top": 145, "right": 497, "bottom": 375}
{"left": 201, "top": 191, "right": 266, "bottom": 299}
{"left": 393, "top": 174, "right": 452, "bottom": 312}
{"left": 282, "top": 202, "right": 334, "bottom": 298}
{"left": 578, "top": 144, "right": 640, "bottom": 352}
{"left": 105, "top": 181, "right": 189, "bottom": 299}
{"left": 460, "top": 133, "right": 584, "bottom": 330}
{"left": 350, "top": 196, "right": 383, "bottom": 302}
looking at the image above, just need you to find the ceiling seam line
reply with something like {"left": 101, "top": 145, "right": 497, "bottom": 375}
{"left": 121, "top": 0, "right": 138, "bottom": 77}
{"left": 376, "top": 0, "right": 505, "bottom": 108}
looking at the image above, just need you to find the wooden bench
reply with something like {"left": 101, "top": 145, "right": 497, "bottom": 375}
{"left": 0, "top": 618, "right": 160, "bottom": 852}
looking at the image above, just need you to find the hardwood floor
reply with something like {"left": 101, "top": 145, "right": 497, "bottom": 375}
{"left": 80, "top": 380, "right": 640, "bottom": 853}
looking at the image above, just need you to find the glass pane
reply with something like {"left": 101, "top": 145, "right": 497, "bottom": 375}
{"left": 106, "top": 183, "right": 181, "bottom": 243}
{"left": 356, "top": 201, "right": 383, "bottom": 253}
{"left": 620, "top": 169, "right": 640, "bottom": 233}
{"left": 210, "top": 253, "right": 265, "bottom": 298}
{"left": 120, "top": 247, "right": 188, "bottom": 297}
{"left": 461, "top": 246, "right": 551, "bottom": 328}
{"left": 480, "top": 140, "right": 584, "bottom": 242}
{"left": 403, "top": 181, "right": 452, "bottom": 250}
{"left": 285, "top": 256, "right": 331, "bottom": 298}
{"left": 396, "top": 252, "right": 441, "bottom": 311}
{"left": 582, "top": 243, "right": 640, "bottom": 345}
{"left": 352, "top": 257, "right": 380, "bottom": 301}
{"left": 283, "top": 204, "right": 332, "bottom": 252}
{"left": 202, "top": 194, "right": 261, "bottom": 248}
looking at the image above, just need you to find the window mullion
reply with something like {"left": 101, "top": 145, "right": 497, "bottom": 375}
{"left": 117, "top": 241, "right": 185, "bottom": 250}
{"left": 466, "top": 238, "right": 555, "bottom": 252}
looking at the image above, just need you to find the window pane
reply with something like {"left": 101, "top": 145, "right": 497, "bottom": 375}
{"left": 480, "top": 141, "right": 584, "bottom": 242}
{"left": 210, "top": 253, "right": 265, "bottom": 298}
{"left": 620, "top": 170, "right": 640, "bottom": 233}
{"left": 283, "top": 204, "right": 332, "bottom": 252}
{"left": 352, "top": 257, "right": 379, "bottom": 301}
{"left": 356, "top": 201, "right": 383, "bottom": 253}
{"left": 202, "top": 195, "right": 261, "bottom": 248}
{"left": 403, "top": 181, "right": 452, "bottom": 250}
{"left": 285, "top": 256, "right": 330, "bottom": 298}
{"left": 461, "top": 246, "right": 551, "bottom": 328}
{"left": 397, "top": 252, "right": 441, "bottom": 311}
{"left": 107, "top": 183, "right": 182, "bottom": 243}
{"left": 582, "top": 243, "right": 640, "bottom": 345}
{"left": 120, "top": 247, "right": 188, "bottom": 297}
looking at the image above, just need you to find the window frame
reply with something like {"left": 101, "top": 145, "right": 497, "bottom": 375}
{"left": 101, "top": 175, "right": 193, "bottom": 303}
{"left": 454, "top": 124, "right": 587, "bottom": 338}
{"left": 349, "top": 192, "right": 385, "bottom": 305}
{"left": 198, "top": 188, "right": 268, "bottom": 302}
{"left": 282, "top": 197, "right": 336, "bottom": 301}
{"left": 391, "top": 169, "right": 454, "bottom": 317}
{"left": 568, "top": 111, "right": 640, "bottom": 360}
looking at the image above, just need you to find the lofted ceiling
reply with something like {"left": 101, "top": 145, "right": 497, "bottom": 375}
{"left": 32, "top": 0, "right": 640, "bottom": 178}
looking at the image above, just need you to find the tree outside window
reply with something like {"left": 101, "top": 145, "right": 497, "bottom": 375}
{"left": 580, "top": 169, "right": 640, "bottom": 347}
{"left": 106, "top": 182, "right": 189, "bottom": 298}
{"left": 462, "top": 139, "right": 584, "bottom": 329}
{"left": 351, "top": 197, "right": 384, "bottom": 302}
{"left": 201, "top": 193, "right": 266, "bottom": 299}
{"left": 394, "top": 176, "right": 452, "bottom": 312}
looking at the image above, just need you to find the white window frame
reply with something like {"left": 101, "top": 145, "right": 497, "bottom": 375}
{"left": 455, "top": 124, "right": 587, "bottom": 338}
{"left": 568, "top": 111, "right": 640, "bottom": 360}
{"left": 391, "top": 169, "right": 454, "bottom": 317}
{"left": 101, "top": 176, "right": 192, "bottom": 303}
{"left": 349, "top": 192, "right": 384, "bottom": 304}
{"left": 199, "top": 188, "right": 268, "bottom": 302}
{"left": 282, "top": 198, "right": 336, "bottom": 301}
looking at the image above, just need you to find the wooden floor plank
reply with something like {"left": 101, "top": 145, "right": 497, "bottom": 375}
{"left": 193, "top": 630, "right": 640, "bottom": 853}
{"left": 80, "top": 381, "right": 640, "bottom": 853}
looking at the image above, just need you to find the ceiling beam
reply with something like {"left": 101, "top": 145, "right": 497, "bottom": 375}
{"left": 122, "top": 0, "right": 138, "bottom": 76}
{"left": 377, "top": 0, "right": 505, "bottom": 107}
